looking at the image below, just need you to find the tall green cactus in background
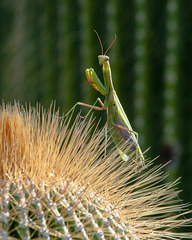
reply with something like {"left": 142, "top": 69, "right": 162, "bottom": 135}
{"left": 134, "top": 0, "right": 149, "bottom": 150}
{"left": 163, "top": 0, "right": 179, "bottom": 148}
{"left": 177, "top": 0, "right": 192, "bottom": 205}
{"left": 0, "top": 0, "right": 192, "bottom": 218}
{"left": 162, "top": 0, "right": 179, "bottom": 179}
{"left": 134, "top": 0, "right": 166, "bottom": 159}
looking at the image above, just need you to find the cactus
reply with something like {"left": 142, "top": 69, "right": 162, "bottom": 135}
{"left": 134, "top": 0, "right": 149, "bottom": 149}
{"left": 0, "top": 102, "right": 192, "bottom": 239}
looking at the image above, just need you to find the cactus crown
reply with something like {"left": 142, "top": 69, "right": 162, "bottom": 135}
{"left": 0, "top": 102, "right": 192, "bottom": 239}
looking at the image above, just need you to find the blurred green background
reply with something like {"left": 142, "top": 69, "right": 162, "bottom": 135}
{"left": 0, "top": 0, "right": 192, "bottom": 208}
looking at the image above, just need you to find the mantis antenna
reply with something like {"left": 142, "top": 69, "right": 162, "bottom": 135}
{"left": 93, "top": 29, "right": 104, "bottom": 55}
{"left": 104, "top": 34, "right": 116, "bottom": 55}
{"left": 93, "top": 29, "right": 116, "bottom": 55}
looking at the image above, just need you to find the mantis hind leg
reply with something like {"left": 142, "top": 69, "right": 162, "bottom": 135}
{"left": 112, "top": 123, "right": 138, "bottom": 141}
{"left": 112, "top": 122, "right": 144, "bottom": 167}
{"left": 104, "top": 125, "right": 108, "bottom": 156}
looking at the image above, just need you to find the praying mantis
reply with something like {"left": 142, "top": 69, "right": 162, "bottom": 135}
{"left": 64, "top": 31, "right": 145, "bottom": 167}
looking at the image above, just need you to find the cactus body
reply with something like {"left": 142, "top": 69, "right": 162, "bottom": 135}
{"left": 0, "top": 102, "right": 192, "bottom": 239}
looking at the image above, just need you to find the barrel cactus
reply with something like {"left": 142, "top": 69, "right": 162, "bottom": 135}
{"left": 0, "top": 102, "right": 192, "bottom": 239}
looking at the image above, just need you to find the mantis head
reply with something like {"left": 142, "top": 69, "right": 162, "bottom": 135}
{"left": 85, "top": 31, "right": 117, "bottom": 96}
{"left": 98, "top": 55, "right": 109, "bottom": 66}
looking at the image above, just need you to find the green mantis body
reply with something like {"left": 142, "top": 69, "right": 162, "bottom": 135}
{"left": 85, "top": 53, "right": 145, "bottom": 166}
{"left": 64, "top": 32, "right": 145, "bottom": 167}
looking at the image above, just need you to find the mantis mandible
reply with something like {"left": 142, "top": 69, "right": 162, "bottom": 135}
{"left": 64, "top": 31, "right": 145, "bottom": 167}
